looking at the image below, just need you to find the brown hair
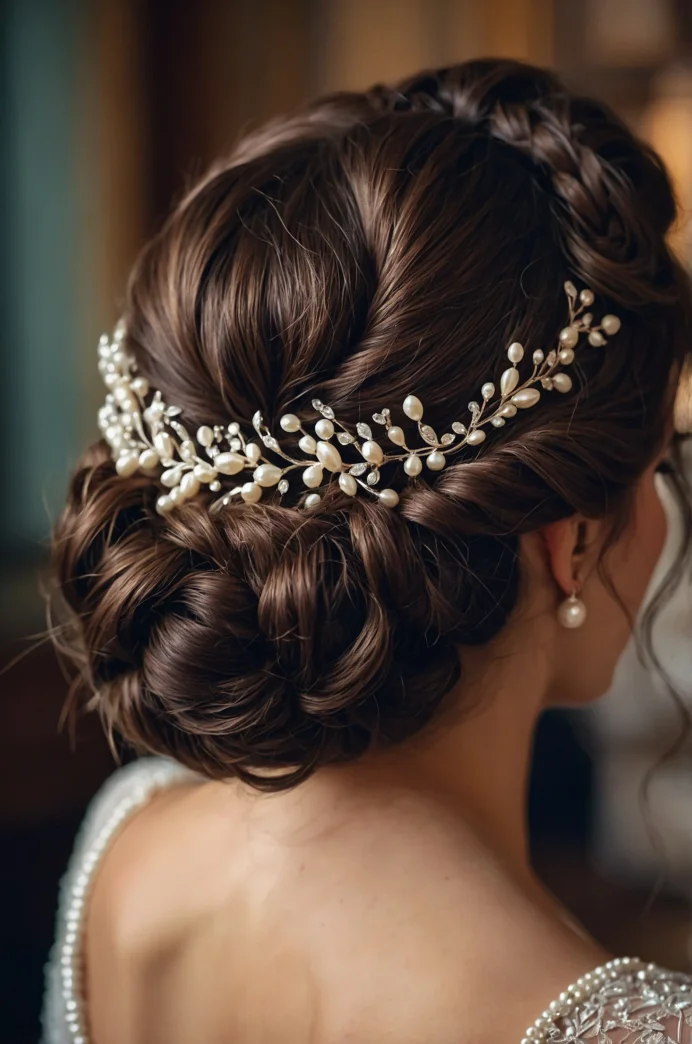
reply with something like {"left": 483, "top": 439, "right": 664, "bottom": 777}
{"left": 53, "top": 59, "right": 692, "bottom": 789}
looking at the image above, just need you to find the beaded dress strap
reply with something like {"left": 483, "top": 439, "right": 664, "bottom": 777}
{"left": 41, "top": 757, "right": 196, "bottom": 1044}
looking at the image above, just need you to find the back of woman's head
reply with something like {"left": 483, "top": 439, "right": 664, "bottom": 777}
{"left": 54, "top": 59, "right": 692, "bottom": 789}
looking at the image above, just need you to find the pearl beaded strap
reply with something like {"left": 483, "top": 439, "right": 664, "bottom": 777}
{"left": 45, "top": 759, "right": 194, "bottom": 1044}
{"left": 97, "top": 282, "right": 621, "bottom": 515}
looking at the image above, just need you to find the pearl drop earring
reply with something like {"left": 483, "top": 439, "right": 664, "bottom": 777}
{"left": 557, "top": 589, "right": 587, "bottom": 629}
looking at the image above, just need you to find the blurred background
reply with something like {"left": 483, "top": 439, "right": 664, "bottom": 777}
{"left": 2, "top": 0, "right": 692, "bottom": 1040}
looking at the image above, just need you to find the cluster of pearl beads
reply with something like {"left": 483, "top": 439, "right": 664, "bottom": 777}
{"left": 97, "top": 283, "right": 620, "bottom": 514}
{"left": 520, "top": 957, "right": 650, "bottom": 1043}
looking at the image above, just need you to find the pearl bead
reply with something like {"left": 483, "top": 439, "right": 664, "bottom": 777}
{"left": 253, "top": 464, "right": 283, "bottom": 487}
{"left": 131, "top": 376, "right": 149, "bottom": 397}
{"left": 379, "top": 488, "right": 399, "bottom": 508}
{"left": 552, "top": 373, "right": 573, "bottom": 394}
{"left": 387, "top": 425, "right": 406, "bottom": 446}
{"left": 339, "top": 473, "right": 357, "bottom": 496}
{"left": 153, "top": 432, "right": 174, "bottom": 459}
{"left": 299, "top": 434, "right": 317, "bottom": 455}
{"left": 559, "top": 326, "right": 579, "bottom": 348}
{"left": 499, "top": 403, "right": 517, "bottom": 418}
{"left": 169, "top": 485, "right": 185, "bottom": 504}
{"left": 426, "top": 450, "right": 445, "bottom": 471}
{"left": 193, "top": 463, "right": 217, "bottom": 483}
{"left": 557, "top": 594, "right": 587, "bottom": 629}
{"left": 316, "top": 440, "right": 343, "bottom": 472}
{"left": 138, "top": 449, "right": 159, "bottom": 470}
{"left": 533, "top": 350, "right": 544, "bottom": 365}
{"left": 315, "top": 418, "right": 334, "bottom": 440}
{"left": 403, "top": 394, "right": 423, "bottom": 421}
{"left": 512, "top": 388, "right": 541, "bottom": 409}
{"left": 215, "top": 451, "right": 245, "bottom": 475}
{"left": 180, "top": 440, "right": 196, "bottom": 460}
{"left": 305, "top": 493, "right": 321, "bottom": 508}
{"left": 361, "top": 440, "right": 384, "bottom": 465}
{"left": 588, "top": 330, "right": 605, "bottom": 347}
{"left": 579, "top": 289, "right": 594, "bottom": 306}
{"left": 228, "top": 422, "right": 240, "bottom": 435}
{"left": 507, "top": 342, "right": 524, "bottom": 363}
{"left": 196, "top": 425, "right": 214, "bottom": 447}
{"left": 156, "top": 494, "right": 173, "bottom": 515}
{"left": 481, "top": 382, "right": 495, "bottom": 400}
{"left": 161, "top": 466, "right": 184, "bottom": 487}
{"left": 558, "top": 347, "right": 575, "bottom": 365}
{"left": 500, "top": 367, "right": 519, "bottom": 396}
{"left": 280, "top": 413, "right": 300, "bottom": 432}
{"left": 467, "top": 429, "right": 486, "bottom": 445}
{"left": 302, "top": 464, "right": 324, "bottom": 489}
{"left": 180, "top": 472, "right": 200, "bottom": 497}
{"left": 601, "top": 314, "right": 621, "bottom": 335}
{"left": 115, "top": 452, "right": 139, "bottom": 477}
{"left": 404, "top": 454, "right": 422, "bottom": 476}
{"left": 243, "top": 442, "right": 260, "bottom": 463}
{"left": 241, "top": 481, "right": 262, "bottom": 504}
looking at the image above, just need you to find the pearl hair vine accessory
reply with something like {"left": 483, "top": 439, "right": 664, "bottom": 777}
{"left": 97, "top": 281, "right": 621, "bottom": 515}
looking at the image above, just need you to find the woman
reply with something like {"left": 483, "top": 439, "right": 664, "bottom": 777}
{"left": 44, "top": 59, "right": 692, "bottom": 1043}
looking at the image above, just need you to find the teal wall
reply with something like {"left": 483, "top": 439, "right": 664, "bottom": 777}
{"left": 3, "top": 0, "right": 81, "bottom": 553}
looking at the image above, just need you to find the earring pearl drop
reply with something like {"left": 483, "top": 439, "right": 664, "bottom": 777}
{"left": 557, "top": 591, "right": 587, "bottom": 629}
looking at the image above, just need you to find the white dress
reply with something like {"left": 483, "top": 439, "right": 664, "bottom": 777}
{"left": 42, "top": 757, "right": 692, "bottom": 1044}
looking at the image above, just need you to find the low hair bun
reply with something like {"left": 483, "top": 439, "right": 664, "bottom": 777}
{"left": 54, "top": 450, "right": 518, "bottom": 788}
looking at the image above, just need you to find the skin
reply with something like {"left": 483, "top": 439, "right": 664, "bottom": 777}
{"left": 85, "top": 460, "right": 668, "bottom": 1044}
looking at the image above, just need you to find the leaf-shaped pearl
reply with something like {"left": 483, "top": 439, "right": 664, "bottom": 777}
{"left": 153, "top": 432, "right": 174, "bottom": 459}
{"left": 197, "top": 425, "right": 214, "bottom": 447}
{"left": 552, "top": 373, "right": 573, "bottom": 394}
{"left": 361, "top": 440, "right": 384, "bottom": 465}
{"left": 404, "top": 454, "right": 422, "bottom": 476}
{"left": 253, "top": 464, "right": 283, "bottom": 487}
{"left": 467, "top": 429, "right": 486, "bottom": 445}
{"left": 215, "top": 451, "right": 245, "bottom": 475}
{"left": 161, "top": 466, "right": 184, "bottom": 487}
{"left": 116, "top": 452, "right": 139, "bottom": 477}
{"left": 299, "top": 434, "right": 317, "bottom": 454}
{"left": 180, "top": 472, "right": 200, "bottom": 497}
{"left": 500, "top": 368, "right": 520, "bottom": 396}
{"left": 138, "top": 449, "right": 159, "bottom": 470}
{"left": 316, "top": 441, "right": 342, "bottom": 472}
{"left": 387, "top": 426, "right": 406, "bottom": 446}
{"left": 339, "top": 473, "right": 357, "bottom": 496}
{"left": 403, "top": 395, "right": 423, "bottom": 421}
{"left": 302, "top": 464, "right": 324, "bottom": 489}
{"left": 194, "top": 463, "right": 218, "bottom": 483}
{"left": 499, "top": 403, "right": 517, "bottom": 418}
{"left": 511, "top": 388, "right": 541, "bottom": 409}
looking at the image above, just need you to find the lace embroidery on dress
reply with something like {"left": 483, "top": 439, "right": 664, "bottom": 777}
{"left": 522, "top": 959, "right": 692, "bottom": 1043}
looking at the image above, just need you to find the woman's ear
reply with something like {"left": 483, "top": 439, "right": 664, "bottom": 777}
{"left": 541, "top": 516, "right": 605, "bottom": 596}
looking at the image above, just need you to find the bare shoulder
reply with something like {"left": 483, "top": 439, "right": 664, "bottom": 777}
{"left": 82, "top": 776, "right": 610, "bottom": 1044}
